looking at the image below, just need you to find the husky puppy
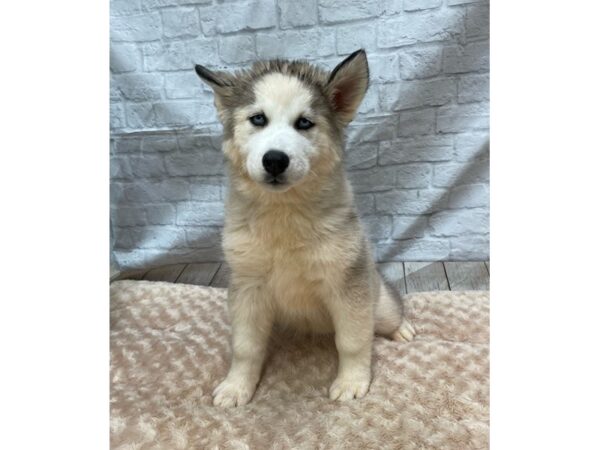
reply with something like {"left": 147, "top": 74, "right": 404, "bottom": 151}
{"left": 195, "top": 50, "right": 415, "bottom": 407}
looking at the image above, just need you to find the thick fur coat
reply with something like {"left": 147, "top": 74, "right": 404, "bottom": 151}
{"left": 195, "top": 50, "right": 415, "bottom": 407}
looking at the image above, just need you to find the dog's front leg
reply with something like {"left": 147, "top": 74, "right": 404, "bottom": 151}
{"left": 213, "top": 284, "right": 272, "bottom": 407}
{"left": 326, "top": 296, "right": 374, "bottom": 401}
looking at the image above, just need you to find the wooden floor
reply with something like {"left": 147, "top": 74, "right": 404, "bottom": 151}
{"left": 112, "top": 261, "right": 489, "bottom": 293}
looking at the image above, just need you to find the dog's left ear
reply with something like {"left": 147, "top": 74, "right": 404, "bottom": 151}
{"left": 326, "top": 49, "right": 369, "bottom": 125}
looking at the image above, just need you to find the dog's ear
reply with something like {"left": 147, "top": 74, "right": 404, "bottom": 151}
{"left": 194, "top": 64, "right": 235, "bottom": 121}
{"left": 326, "top": 49, "right": 369, "bottom": 125}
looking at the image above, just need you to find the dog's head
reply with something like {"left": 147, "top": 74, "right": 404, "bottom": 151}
{"left": 195, "top": 50, "right": 369, "bottom": 193}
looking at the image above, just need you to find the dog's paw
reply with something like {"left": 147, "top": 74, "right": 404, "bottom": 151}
{"left": 212, "top": 377, "right": 256, "bottom": 407}
{"left": 392, "top": 320, "right": 416, "bottom": 342}
{"left": 329, "top": 374, "right": 371, "bottom": 401}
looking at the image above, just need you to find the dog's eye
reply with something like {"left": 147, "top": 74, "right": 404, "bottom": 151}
{"left": 295, "top": 117, "right": 314, "bottom": 131}
{"left": 249, "top": 113, "right": 267, "bottom": 127}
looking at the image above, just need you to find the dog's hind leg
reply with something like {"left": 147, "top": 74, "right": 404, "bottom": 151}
{"left": 374, "top": 278, "right": 415, "bottom": 342}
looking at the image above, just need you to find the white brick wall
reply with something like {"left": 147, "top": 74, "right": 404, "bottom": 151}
{"left": 110, "top": 0, "right": 489, "bottom": 270}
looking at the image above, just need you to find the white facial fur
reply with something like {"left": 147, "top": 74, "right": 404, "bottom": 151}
{"left": 234, "top": 73, "right": 317, "bottom": 192}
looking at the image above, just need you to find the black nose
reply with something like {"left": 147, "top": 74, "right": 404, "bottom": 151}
{"left": 262, "top": 150, "right": 290, "bottom": 177}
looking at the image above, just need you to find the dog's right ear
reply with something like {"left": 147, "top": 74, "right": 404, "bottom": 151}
{"left": 194, "top": 65, "right": 235, "bottom": 120}
{"left": 194, "top": 65, "right": 234, "bottom": 90}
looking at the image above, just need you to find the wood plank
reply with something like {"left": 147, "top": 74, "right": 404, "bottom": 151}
{"left": 176, "top": 262, "right": 220, "bottom": 286}
{"left": 143, "top": 264, "right": 186, "bottom": 283}
{"left": 444, "top": 262, "right": 489, "bottom": 291}
{"left": 377, "top": 262, "right": 407, "bottom": 295}
{"left": 404, "top": 262, "right": 449, "bottom": 293}
{"left": 111, "top": 268, "right": 148, "bottom": 282}
{"left": 210, "top": 263, "right": 231, "bottom": 288}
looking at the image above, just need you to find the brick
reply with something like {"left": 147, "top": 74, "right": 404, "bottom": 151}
{"left": 141, "top": 135, "right": 178, "bottom": 153}
{"left": 161, "top": 8, "right": 200, "bottom": 38}
{"left": 125, "top": 103, "right": 154, "bottom": 129}
{"left": 110, "top": 0, "right": 142, "bottom": 17}
{"left": 357, "top": 87, "right": 379, "bottom": 115}
{"left": 345, "top": 143, "right": 377, "bottom": 170}
{"left": 143, "top": 0, "right": 211, "bottom": 7}
{"left": 318, "top": 0, "right": 380, "bottom": 24}
{"left": 216, "top": 1, "right": 277, "bottom": 33}
{"left": 198, "top": 4, "right": 217, "bottom": 36}
{"left": 397, "top": 108, "right": 436, "bottom": 136}
{"left": 395, "top": 164, "right": 431, "bottom": 188}
{"left": 391, "top": 216, "right": 428, "bottom": 239}
{"left": 443, "top": 41, "right": 489, "bottom": 73}
{"left": 429, "top": 208, "right": 489, "bottom": 236}
{"left": 448, "top": 0, "right": 486, "bottom": 5}
{"left": 348, "top": 167, "right": 396, "bottom": 193}
{"left": 278, "top": 0, "right": 318, "bottom": 29}
{"left": 404, "top": 0, "right": 442, "bottom": 11}
{"left": 454, "top": 132, "right": 489, "bottom": 162}
{"left": 450, "top": 234, "right": 489, "bottom": 259}
{"left": 111, "top": 13, "right": 161, "bottom": 42}
{"left": 177, "top": 133, "right": 222, "bottom": 153}
{"left": 433, "top": 160, "right": 489, "bottom": 187}
{"left": 380, "top": 79, "right": 455, "bottom": 111}
{"left": 362, "top": 215, "right": 392, "bottom": 239}
{"left": 123, "top": 179, "right": 190, "bottom": 202}
{"left": 355, "top": 194, "right": 375, "bottom": 215}
{"left": 111, "top": 85, "right": 121, "bottom": 101}
{"left": 399, "top": 47, "right": 443, "bottom": 80}
{"left": 164, "top": 72, "right": 207, "bottom": 99}
{"left": 448, "top": 184, "right": 488, "bottom": 208}
{"left": 122, "top": 226, "right": 188, "bottom": 249}
{"left": 188, "top": 181, "right": 222, "bottom": 201}
{"left": 111, "top": 206, "right": 147, "bottom": 227}
{"left": 146, "top": 204, "right": 176, "bottom": 225}
{"left": 185, "top": 227, "right": 222, "bottom": 248}
{"left": 128, "top": 154, "right": 166, "bottom": 178}
{"left": 110, "top": 156, "right": 133, "bottom": 179}
{"left": 143, "top": 39, "right": 217, "bottom": 71}
{"left": 176, "top": 201, "right": 224, "bottom": 225}
{"left": 113, "top": 136, "right": 142, "bottom": 154}
{"left": 380, "top": 0, "right": 403, "bottom": 15}
{"left": 219, "top": 35, "right": 256, "bottom": 63}
{"left": 378, "top": 10, "right": 463, "bottom": 48}
{"left": 347, "top": 117, "right": 397, "bottom": 144}
{"left": 256, "top": 29, "right": 335, "bottom": 59}
{"left": 466, "top": 4, "right": 489, "bottom": 38}
{"left": 375, "top": 189, "right": 449, "bottom": 214}
{"left": 436, "top": 102, "right": 489, "bottom": 132}
{"left": 368, "top": 54, "right": 401, "bottom": 83}
{"left": 458, "top": 73, "right": 489, "bottom": 103}
{"left": 153, "top": 100, "right": 214, "bottom": 127}
{"left": 115, "top": 73, "right": 163, "bottom": 101}
{"left": 111, "top": 103, "right": 126, "bottom": 129}
{"left": 376, "top": 238, "right": 450, "bottom": 261}
{"left": 110, "top": 44, "right": 140, "bottom": 73}
{"left": 165, "top": 151, "right": 225, "bottom": 176}
{"left": 336, "top": 23, "right": 377, "bottom": 55}
{"left": 379, "top": 136, "right": 453, "bottom": 164}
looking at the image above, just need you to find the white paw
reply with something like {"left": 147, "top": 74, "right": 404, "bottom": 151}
{"left": 329, "top": 374, "right": 371, "bottom": 401}
{"left": 393, "top": 320, "right": 416, "bottom": 342}
{"left": 212, "top": 377, "right": 256, "bottom": 407}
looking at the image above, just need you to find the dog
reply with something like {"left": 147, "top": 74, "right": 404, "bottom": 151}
{"left": 194, "top": 49, "right": 415, "bottom": 407}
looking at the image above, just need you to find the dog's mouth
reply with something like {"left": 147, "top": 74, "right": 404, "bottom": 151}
{"left": 263, "top": 175, "right": 289, "bottom": 191}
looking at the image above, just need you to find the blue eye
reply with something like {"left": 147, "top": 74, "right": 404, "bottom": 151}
{"left": 249, "top": 113, "right": 267, "bottom": 127}
{"left": 295, "top": 117, "right": 314, "bottom": 130}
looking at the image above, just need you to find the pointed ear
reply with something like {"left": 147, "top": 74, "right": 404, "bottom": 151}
{"left": 326, "top": 49, "right": 369, "bottom": 125}
{"left": 194, "top": 65, "right": 234, "bottom": 90}
{"left": 194, "top": 64, "right": 235, "bottom": 121}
